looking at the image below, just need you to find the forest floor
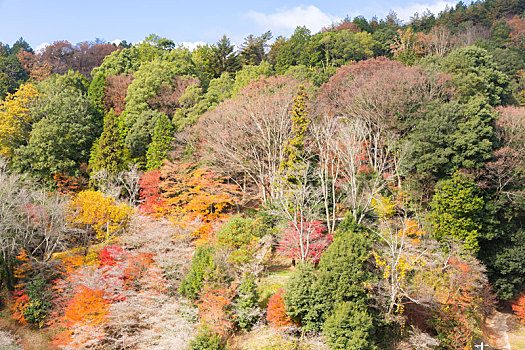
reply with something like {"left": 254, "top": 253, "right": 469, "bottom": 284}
{"left": 0, "top": 307, "right": 53, "bottom": 350}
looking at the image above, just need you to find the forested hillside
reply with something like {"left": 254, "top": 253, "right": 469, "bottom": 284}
{"left": 1, "top": 0, "right": 525, "bottom": 348}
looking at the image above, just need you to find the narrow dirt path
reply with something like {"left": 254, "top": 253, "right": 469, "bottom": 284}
{"left": 506, "top": 315, "right": 525, "bottom": 349}
{"left": 485, "top": 311, "right": 511, "bottom": 350}
{"left": 0, "top": 328, "right": 21, "bottom": 349}
{"left": 0, "top": 313, "right": 54, "bottom": 350}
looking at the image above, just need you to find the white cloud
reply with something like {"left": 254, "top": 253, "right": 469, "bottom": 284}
{"left": 35, "top": 42, "right": 50, "bottom": 54}
{"left": 392, "top": 1, "right": 456, "bottom": 22}
{"left": 111, "top": 38, "right": 122, "bottom": 46}
{"left": 179, "top": 41, "right": 207, "bottom": 51}
{"left": 245, "top": 5, "right": 341, "bottom": 36}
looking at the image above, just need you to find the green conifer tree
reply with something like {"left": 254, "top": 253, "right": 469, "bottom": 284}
{"left": 89, "top": 109, "right": 130, "bottom": 174}
{"left": 88, "top": 72, "right": 108, "bottom": 118}
{"left": 146, "top": 113, "right": 174, "bottom": 171}
{"left": 280, "top": 84, "right": 310, "bottom": 180}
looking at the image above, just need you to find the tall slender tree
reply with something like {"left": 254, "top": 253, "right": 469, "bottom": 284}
{"left": 90, "top": 109, "right": 130, "bottom": 174}
{"left": 146, "top": 113, "right": 174, "bottom": 171}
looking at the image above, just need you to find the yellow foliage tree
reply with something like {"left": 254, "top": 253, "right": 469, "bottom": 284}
{"left": 0, "top": 83, "right": 38, "bottom": 158}
{"left": 372, "top": 192, "right": 427, "bottom": 315}
{"left": 67, "top": 191, "right": 133, "bottom": 244}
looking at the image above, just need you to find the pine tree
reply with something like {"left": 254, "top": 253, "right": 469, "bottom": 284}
{"left": 89, "top": 109, "right": 130, "bottom": 174}
{"left": 146, "top": 113, "right": 174, "bottom": 171}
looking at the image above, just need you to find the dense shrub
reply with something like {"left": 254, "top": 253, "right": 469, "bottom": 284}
{"left": 323, "top": 301, "right": 377, "bottom": 350}
{"left": 216, "top": 216, "right": 261, "bottom": 266}
{"left": 21, "top": 278, "right": 50, "bottom": 327}
{"left": 429, "top": 171, "right": 484, "bottom": 252}
{"left": 179, "top": 245, "right": 217, "bottom": 300}
{"left": 284, "top": 216, "right": 374, "bottom": 332}
{"left": 283, "top": 262, "right": 316, "bottom": 329}
{"left": 188, "top": 326, "right": 227, "bottom": 350}
{"left": 234, "top": 273, "right": 261, "bottom": 330}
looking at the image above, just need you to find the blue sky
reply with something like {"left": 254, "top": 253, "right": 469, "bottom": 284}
{"left": 0, "top": 0, "right": 460, "bottom": 51}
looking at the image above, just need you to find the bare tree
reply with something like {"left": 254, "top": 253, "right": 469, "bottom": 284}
{"left": 311, "top": 113, "right": 404, "bottom": 228}
{"left": 0, "top": 159, "right": 68, "bottom": 287}
{"left": 338, "top": 118, "right": 404, "bottom": 225}
{"left": 91, "top": 164, "right": 143, "bottom": 206}
{"left": 317, "top": 57, "right": 453, "bottom": 138}
{"left": 312, "top": 57, "right": 451, "bottom": 226}
{"left": 17, "top": 188, "right": 68, "bottom": 265}
{"left": 372, "top": 197, "right": 435, "bottom": 315}
{"left": 311, "top": 114, "right": 344, "bottom": 235}
{"left": 272, "top": 161, "right": 324, "bottom": 263}
{"left": 118, "top": 164, "right": 142, "bottom": 206}
{"left": 452, "top": 24, "right": 490, "bottom": 48}
{"left": 424, "top": 26, "right": 452, "bottom": 57}
{"left": 198, "top": 76, "right": 303, "bottom": 203}
{"left": 0, "top": 159, "right": 28, "bottom": 288}
{"left": 91, "top": 168, "right": 123, "bottom": 199}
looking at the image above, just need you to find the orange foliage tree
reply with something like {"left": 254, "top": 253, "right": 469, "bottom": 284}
{"left": 197, "top": 288, "right": 235, "bottom": 338}
{"left": 10, "top": 249, "right": 32, "bottom": 324}
{"left": 53, "top": 285, "right": 109, "bottom": 348}
{"left": 432, "top": 255, "right": 490, "bottom": 350}
{"left": 64, "top": 285, "right": 109, "bottom": 326}
{"left": 53, "top": 171, "right": 89, "bottom": 195}
{"left": 507, "top": 15, "right": 525, "bottom": 49}
{"left": 390, "top": 27, "right": 426, "bottom": 65}
{"left": 159, "top": 161, "right": 239, "bottom": 243}
{"left": 512, "top": 292, "right": 525, "bottom": 324}
{"left": 10, "top": 249, "right": 52, "bottom": 328}
{"left": 266, "top": 288, "right": 293, "bottom": 328}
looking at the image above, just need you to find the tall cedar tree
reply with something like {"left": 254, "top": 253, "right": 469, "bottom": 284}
{"left": 280, "top": 84, "right": 310, "bottom": 180}
{"left": 146, "top": 113, "right": 174, "bottom": 171}
{"left": 89, "top": 109, "right": 129, "bottom": 174}
{"left": 179, "top": 244, "right": 217, "bottom": 301}
{"left": 88, "top": 72, "right": 108, "bottom": 117}
{"left": 239, "top": 31, "right": 272, "bottom": 65}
